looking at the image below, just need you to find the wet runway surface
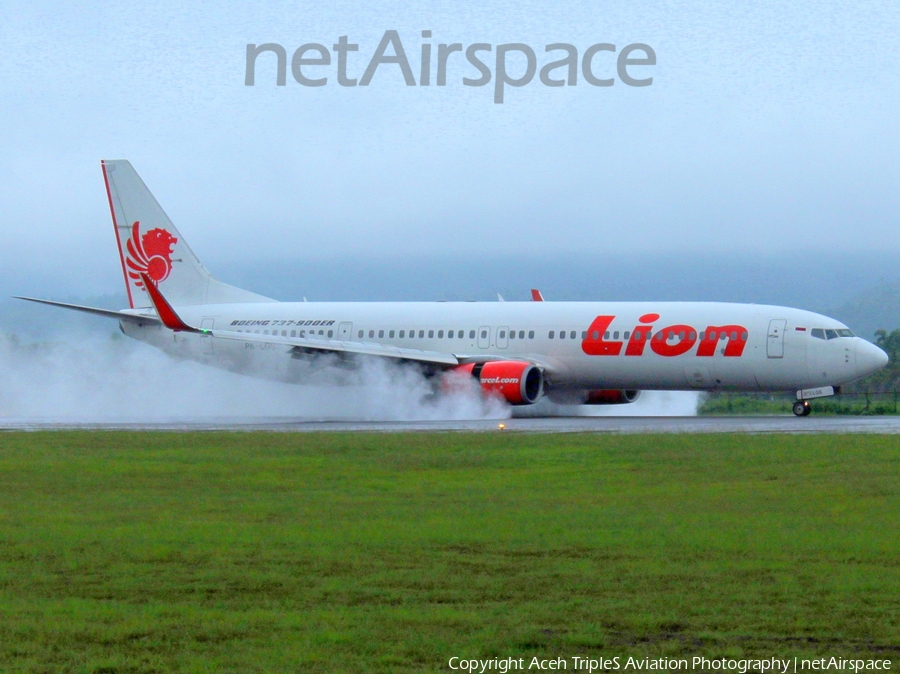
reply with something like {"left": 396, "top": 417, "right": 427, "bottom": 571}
{"left": 3, "top": 416, "right": 900, "bottom": 433}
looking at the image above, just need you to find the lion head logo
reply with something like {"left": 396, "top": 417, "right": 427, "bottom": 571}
{"left": 125, "top": 221, "right": 178, "bottom": 288}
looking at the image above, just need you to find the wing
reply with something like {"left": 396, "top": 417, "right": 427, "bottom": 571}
{"left": 140, "top": 273, "right": 459, "bottom": 367}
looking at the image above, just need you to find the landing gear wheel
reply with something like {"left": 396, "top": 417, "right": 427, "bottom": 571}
{"left": 793, "top": 400, "right": 812, "bottom": 417}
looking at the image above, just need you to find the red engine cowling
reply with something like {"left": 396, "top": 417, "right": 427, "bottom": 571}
{"left": 449, "top": 361, "right": 544, "bottom": 405}
{"left": 584, "top": 389, "right": 641, "bottom": 405}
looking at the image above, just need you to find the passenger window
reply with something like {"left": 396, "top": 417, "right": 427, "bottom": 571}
{"left": 519, "top": 331, "right": 525, "bottom": 339}
{"left": 560, "top": 331, "right": 566, "bottom": 340}
{"left": 399, "top": 330, "right": 405, "bottom": 338}
{"left": 699, "top": 331, "right": 705, "bottom": 340}
{"left": 480, "top": 330, "right": 487, "bottom": 338}
{"left": 291, "top": 330, "right": 296, "bottom": 337}
{"left": 549, "top": 331, "right": 555, "bottom": 339}
{"left": 470, "top": 330, "right": 476, "bottom": 339}
{"left": 429, "top": 330, "right": 435, "bottom": 338}
{"left": 604, "top": 332, "right": 609, "bottom": 339}
{"left": 624, "top": 331, "right": 630, "bottom": 340}
{"left": 570, "top": 331, "right": 576, "bottom": 339}
{"left": 528, "top": 330, "right": 534, "bottom": 339}
{"left": 677, "top": 331, "right": 684, "bottom": 340}
{"left": 708, "top": 331, "right": 716, "bottom": 340}
{"left": 592, "top": 331, "right": 600, "bottom": 340}
{"left": 358, "top": 330, "right": 363, "bottom": 338}
{"left": 328, "top": 330, "right": 333, "bottom": 338}
{"left": 741, "top": 331, "right": 748, "bottom": 340}
{"left": 720, "top": 333, "right": 727, "bottom": 341}
{"left": 378, "top": 330, "right": 384, "bottom": 338}
{"left": 298, "top": 330, "right": 305, "bottom": 337}
{"left": 500, "top": 330, "right": 506, "bottom": 338}
{"left": 369, "top": 330, "right": 375, "bottom": 338}
{"left": 389, "top": 330, "right": 395, "bottom": 338}
{"left": 613, "top": 331, "right": 619, "bottom": 339}
{"left": 730, "top": 331, "right": 737, "bottom": 341}
{"left": 509, "top": 331, "right": 515, "bottom": 340}
{"left": 689, "top": 331, "right": 696, "bottom": 340}
{"left": 437, "top": 330, "right": 443, "bottom": 338}
{"left": 264, "top": 330, "right": 269, "bottom": 335}
{"left": 825, "top": 329, "right": 838, "bottom": 340}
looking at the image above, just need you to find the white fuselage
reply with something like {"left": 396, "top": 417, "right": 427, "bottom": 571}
{"left": 120, "top": 300, "right": 887, "bottom": 396}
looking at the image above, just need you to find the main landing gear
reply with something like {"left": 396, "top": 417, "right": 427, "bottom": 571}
{"left": 792, "top": 400, "right": 812, "bottom": 417}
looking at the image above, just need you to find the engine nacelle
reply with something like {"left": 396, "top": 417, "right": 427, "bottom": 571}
{"left": 584, "top": 389, "right": 641, "bottom": 405}
{"left": 450, "top": 361, "right": 544, "bottom": 405}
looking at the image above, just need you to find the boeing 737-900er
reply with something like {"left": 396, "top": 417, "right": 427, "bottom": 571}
{"left": 17, "top": 160, "right": 889, "bottom": 416}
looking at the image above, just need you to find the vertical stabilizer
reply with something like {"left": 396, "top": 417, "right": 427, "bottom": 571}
{"left": 101, "top": 160, "right": 273, "bottom": 307}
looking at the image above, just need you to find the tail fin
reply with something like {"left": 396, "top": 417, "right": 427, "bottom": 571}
{"left": 101, "top": 160, "right": 274, "bottom": 308}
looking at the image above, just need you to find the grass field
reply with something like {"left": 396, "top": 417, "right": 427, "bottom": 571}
{"left": 0, "top": 431, "right": 898, "bottom": 673}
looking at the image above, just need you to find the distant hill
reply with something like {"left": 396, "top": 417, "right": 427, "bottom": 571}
{"left": 827, "top": 281, "right": 900, "bottom": 341}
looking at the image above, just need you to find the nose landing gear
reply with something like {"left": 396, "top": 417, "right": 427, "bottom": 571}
{"left": 793, "top": 400, "right": 812, "bottom": 417}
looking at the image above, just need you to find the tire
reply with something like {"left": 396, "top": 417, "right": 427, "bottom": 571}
{"left": 793, "top": 400, "right": 811, "bottom": 417}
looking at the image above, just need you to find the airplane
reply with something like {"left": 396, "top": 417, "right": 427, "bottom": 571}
{"left": 17, "top": 160, "right": 889, "bottom": 417}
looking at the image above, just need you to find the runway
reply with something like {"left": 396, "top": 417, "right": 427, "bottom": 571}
{"left": 3, "top": 415, "right": 900, "bottom": 433}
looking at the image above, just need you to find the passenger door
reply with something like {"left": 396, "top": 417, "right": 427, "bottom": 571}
{"left": 767, "top": 319, "right": 787, "bottom": 358}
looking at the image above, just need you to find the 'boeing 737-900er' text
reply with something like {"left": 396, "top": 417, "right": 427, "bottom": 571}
{"left": 17, "top": 161, "right": 889, "bottom": 416}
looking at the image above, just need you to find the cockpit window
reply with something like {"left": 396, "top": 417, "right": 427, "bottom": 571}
{"left": 811, "top": 328, "right": 854, "bottom": 340}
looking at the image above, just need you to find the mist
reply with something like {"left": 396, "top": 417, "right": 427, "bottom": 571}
{"left": 0, "top": 327, "right": 702, "bottom": 423}
{"left": 0, "top": 333, "right": 509, "bottom": 424}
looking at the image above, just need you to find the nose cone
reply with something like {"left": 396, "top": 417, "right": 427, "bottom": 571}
{"left": 856, "top": 340, "right": 889, "bottom": 378}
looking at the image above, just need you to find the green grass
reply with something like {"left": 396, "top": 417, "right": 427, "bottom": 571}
{"left": 700, "top": 393, "right": 900, "bottom": 415}
{"left": 0, "top": 432, "right": 899, "bottom": 672}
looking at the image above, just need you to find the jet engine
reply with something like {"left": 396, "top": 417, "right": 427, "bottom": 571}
{"left": 448, "top": 361, "right": 544, "bottom": 405}
{"left": 584, "top": 389, "right": 641, "bottom": 405}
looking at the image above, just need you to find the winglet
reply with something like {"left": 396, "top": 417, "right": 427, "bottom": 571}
{"left": 140, "top": 273, "right": 200, "bottom": 332}
{"left": 531, "top": 289, "right": 544, "bottom": 302}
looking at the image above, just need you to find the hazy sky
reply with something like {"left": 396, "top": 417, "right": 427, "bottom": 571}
{"left": 1, "top": 0, "right": 899, "bottom": 298}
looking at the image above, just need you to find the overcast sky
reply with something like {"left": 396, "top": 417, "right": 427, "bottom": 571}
{"left": 1, "top": 0, "right": 899, "bottom": 299}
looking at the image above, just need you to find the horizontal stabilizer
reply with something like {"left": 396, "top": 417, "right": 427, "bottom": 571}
{"left": 14, "top": 296, "right": 160, "bottom": 324}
